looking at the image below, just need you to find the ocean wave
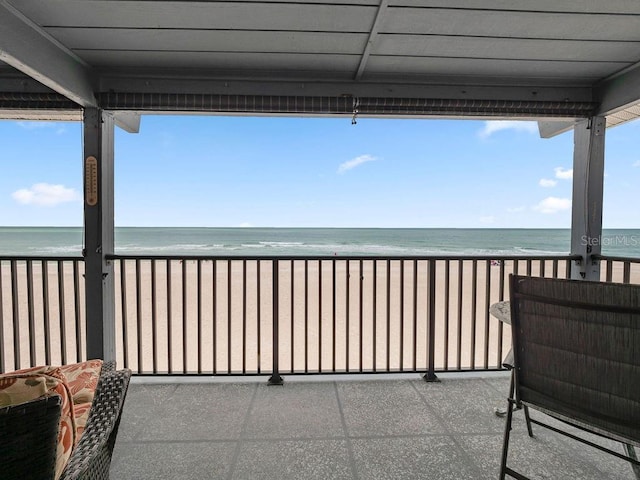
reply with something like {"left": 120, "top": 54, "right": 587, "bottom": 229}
{"left": 37, "top": 245, "right": 83, "bottom": 254}
{"left": 116, "top": 243, "right": 225, "bottom": 253}
{"left": 259, "top": 241, "right": 305, "bottom": 246}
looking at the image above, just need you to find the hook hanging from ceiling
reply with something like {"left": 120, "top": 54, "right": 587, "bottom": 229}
{"left": 351, "top": 97, "right": 360, "bottom": 125}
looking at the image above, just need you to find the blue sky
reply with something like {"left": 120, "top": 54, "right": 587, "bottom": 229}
{"left": 1, "top": 115, "right": 638, "bottom": 228}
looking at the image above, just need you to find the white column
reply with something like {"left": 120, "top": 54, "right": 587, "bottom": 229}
{"left": 570, "top": 116, "right": 605, "bottom": 281}
{"left": 83, "top": 108, "right": 115, "bottom": 360}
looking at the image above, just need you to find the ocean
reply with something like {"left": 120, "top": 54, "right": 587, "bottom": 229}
{"left": 0, "top": 227, "right": 639, "bottom": 257}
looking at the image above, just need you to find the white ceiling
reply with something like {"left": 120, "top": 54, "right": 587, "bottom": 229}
{"left": 1, "top": 0, "right": 639, "bottom": 127}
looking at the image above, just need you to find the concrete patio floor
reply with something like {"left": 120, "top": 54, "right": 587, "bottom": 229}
{"left": 110, "top": 373, "right": 636, "bottom": 479}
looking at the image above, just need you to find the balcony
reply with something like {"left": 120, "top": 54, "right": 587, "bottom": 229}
{"left": 111, "top": 374, "right": 638, "bottom": 479}
{"left": 2, "top": 254, "right": 639, "bottom": 479}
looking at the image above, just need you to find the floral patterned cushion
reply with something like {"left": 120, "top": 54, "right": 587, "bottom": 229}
{"left": 73, "top": 401, "right": 93, "bottom": 439}
{"left": 59, "top": 359, "right": 103, "bottom": 406}
{"left": 0, "top": 366, "right": 76, "bottom": 480}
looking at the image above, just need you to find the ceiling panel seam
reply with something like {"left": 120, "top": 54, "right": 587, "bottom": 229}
{"left": 387, "top": 6, "right": 640, "bottom": 17}
{"left": 355, "top": 0, "right": 388, "bottom": 80}
{"left": 378, "top": 33, "right": 640, "bottom": 43}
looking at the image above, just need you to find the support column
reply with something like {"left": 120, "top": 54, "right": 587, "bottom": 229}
{"left": 83, "top": 108, "right": 115, "bottom": 360}
{"left": 570, "top": 116, "right": 605, "bottom": 281}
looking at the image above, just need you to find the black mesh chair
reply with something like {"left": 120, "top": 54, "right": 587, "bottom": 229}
{"left": 500, "top": 275, "right": 640, "bottom": 480}
{"left": 0, "top": 365, "right": 131, "bottom": 480}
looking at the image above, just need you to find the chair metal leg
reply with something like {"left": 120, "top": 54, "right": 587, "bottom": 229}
{"left": 523, "top": 405, "right": 533, "bottom": 437}
{"left": 499, "top": 398, "right": 515, "bottom": 480}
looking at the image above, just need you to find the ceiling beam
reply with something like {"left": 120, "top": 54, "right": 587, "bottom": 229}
{"left": 99, "top": 73, "right": 593, "bottom": 104}
{"left": 355, "top": 0, "right": 388, "bottom": 81}
{"left": 112, "top": 111, "right": 141, "bottom": 133}
{"left": 596, "top": 59, "right": 640, "bottom": 116}
{"left": 0, "top": 1, "right": 96, "bottom": 107}
{"left": 537, "top": 120, "right": 577, "bottom": 138}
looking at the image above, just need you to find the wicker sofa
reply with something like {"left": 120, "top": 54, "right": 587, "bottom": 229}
{"left": 0, "top": 361, "right": 131, "bottom": 480}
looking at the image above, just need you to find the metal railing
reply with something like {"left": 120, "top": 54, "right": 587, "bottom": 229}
{"left": 108, "top": 255, "right": 575, "bottom": 378}
{"left": 3, "top": 254, "right": 638, "bottom": 376}
{"left": 599, "top": 255, "right": 640, "bottom": 284}
{"left": 0, "top": 257, "right": 85, "bottom": 372}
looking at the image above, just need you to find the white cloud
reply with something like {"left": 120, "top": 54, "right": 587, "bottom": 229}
{"left": 237, "top": 222, "right": 253, "bottom": 227}
{"left": 478, "top": 121, "right": 538, "bottom": 139}
{"left": 532, "top": 197, "right": 571, "bottom": 214}
{"left": 554, "top": 167, "right": 573, "bottom": 180}
{"left": 337, "top": 154, "right": 377, "bottom": 174}
{"left": 16, "top": 121, "right": 66, "bottom": 134}
{"left": 12, "top": 183, "right": 79, "bottom": 206}
{"left": 539, "top": 178, "right": 557, "bottom": 187}
{"left": 507, "top": 206, "right": 526, "bottom": 213}
{"left": 479, "top": 216, "right": 496, "bottom": 224}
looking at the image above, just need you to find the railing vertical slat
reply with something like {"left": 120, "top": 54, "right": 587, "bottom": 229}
{"left": 198, "top": 259, "right": 203, "bottom": 374}
{"left": 72, "top": 260, "right": 81, "bottom": 362}
{"left": 483, "top": 260, "right": 491, "bottom": 369}
{"left": 425, "top": 259, "right": 437, "bottom": 381}
{"left": 0, "top": 261, "right": 4, "bottom": 372}
{"left": 182, "top": 260, "right": 188, "bottom": 374}
{"left": 497, "top": 260, "right": 505, "bottom": 367}
{"left": 399, "top": 260, "right": 404, "bottom": 371}
{"left": 151, "top": 259, "right": 157, "bottom": 374}
{"left": 412, "top": 259, "right": 418, "bottom": 372}
{"left": 456, "top": 260, "right": 463, "bottom": 369}
{"left": 268, "top": 260, "right": 283, "bottom": 384}
{"left": 120, "top": 260, "right": 128, "bottom": 369}
{"left": 227, "top": 260, "right": 232, "bottom": 374}
{"left": 290, "top": 260, "right": 295, "bottom": 373}
{"left": 136, "top": 259, "right": 143, "bottom": 373}
{"left": 623, "top": 261, "right": 631, "bottom": 284}
{"left": 243, "top": 260, "right": 247, "bottom": 375}
{"left": 303, "top": 260, "right": 308, "bottom": 373}
{"left": 359, "top": 259, "right": 363, "bottom": 372}
{"left": 605, "top": 260, "right": 613, "bottom": 282}
{"left": 26, "top": 260, "right": 36, "bottom": 366}
{"left": 57, "top": 262, "right": 67, "bottom": 366}
{"left": 42, "top": 261, "right": 51, "bottom": 365}
{"left": 318, "top": 260, "right": 322, "bottom": 373}
{"left": 386, "top": 259, "right": 391, "bottom": 371}
{"left": 166, "top": 260, "right": 172, "bottom": 374}
{"left": 553, "top": 259, "right": 559, "bottom": 278}
{"left": 372, "top": 260, "right": 377, "bottom": 373}
{"left": 443, "top": 260, "right": 450, "bottom": 371}
{"left": 212, "top": 260, "right": 217, "bottom": 374}
{"left": 345, "top": 260, "right": 350, "bottom": 372}
{"left": 256, "top": 260, "right": 260, "bottom": 374}
{"left": 332, "top": 259, "right": 336, "bottom": 372}
{"left": 11, "top": 260, "right": 20, "bottom": 368}
{"left": 470, "top": 260, "right": 477, "bottom": 370}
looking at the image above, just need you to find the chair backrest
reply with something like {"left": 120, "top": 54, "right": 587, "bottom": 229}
{"left": 0, "top": 394, "right": 61, "bottom": 480}
{"left": 509, "top": 275, "right": 640, "bottom": 445}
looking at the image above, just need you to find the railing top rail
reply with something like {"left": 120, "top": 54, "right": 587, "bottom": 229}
{"left": 106, "top": 254, "right": 579, "bottom": 262}
{"left": 594, "top": 254, "right": 640, "bottom": 263}
{"left": 0, "top": 256, "right": 83, "bottom": 262}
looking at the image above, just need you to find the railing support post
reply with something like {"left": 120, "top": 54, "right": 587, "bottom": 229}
{"left": 268, "top": 259, "right": 284, "bottom": 385}
{"left": 423, "top": 259, "right": 439, "bottom": 382}
{"left": 570, "top": 116, "right": 605, "bottom": 281}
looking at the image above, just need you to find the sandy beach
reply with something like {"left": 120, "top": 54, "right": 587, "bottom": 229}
{"left": 1, "top": 258, "right": 639, "bottom": 374}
